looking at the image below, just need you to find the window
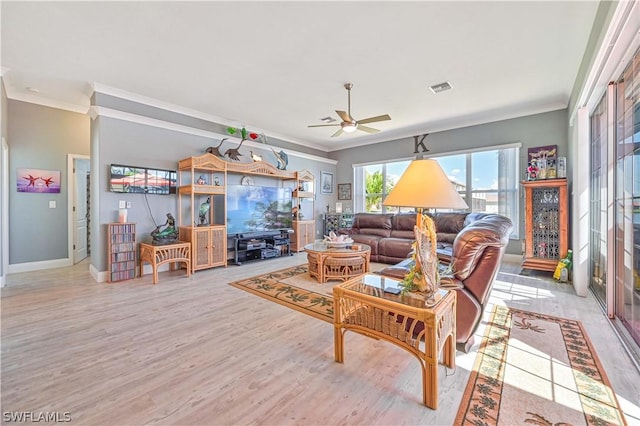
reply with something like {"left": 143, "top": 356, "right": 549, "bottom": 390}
{"left": 353, "top": 145, "right": 519, "bottom": 238}
{"left": 359, "top": 161, "right": 412, "bottom": 213}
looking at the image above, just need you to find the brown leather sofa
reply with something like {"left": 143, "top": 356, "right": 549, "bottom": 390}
{"left": 338, "top": 213, "right": 418, "bottom": 263}
{"left": 341, "top": 212, "right": 513, "bottom": 352}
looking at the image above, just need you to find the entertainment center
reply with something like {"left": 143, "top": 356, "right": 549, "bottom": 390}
{"left": 177, "top": 153, "right": 314, "bottom": 271}
{"left": 230, "top": 230, "right": 292, "bottom": 265}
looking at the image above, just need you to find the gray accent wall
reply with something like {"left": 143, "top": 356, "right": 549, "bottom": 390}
{"left": 330, "top": 109, "right": 570, "bottom": 255}
{"left": 91, "top": 97, "right": 335, "bottom": 274}
{"left": 7, "top": 100, "right": 90, "bottom": 264}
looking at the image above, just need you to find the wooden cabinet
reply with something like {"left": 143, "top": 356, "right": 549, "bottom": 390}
{"left": 107, "top": 222, "right": 136, "bottom": 282}
{"left": 180, "top": 226, "right": 226, "bottom": 271}
{"left": 178, "top": 154, "right": 227, "bottom": 271}
{"left": 291, "top": 220, "right": 315, "bottom": 252}
{"left": 522, "top": 179, "right": 568, "bottom": 272}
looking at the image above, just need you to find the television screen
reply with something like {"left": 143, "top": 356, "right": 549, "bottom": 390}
{"left": 226, "top": 184, "right": 293, "bottom": 234}
{"left": 110, "top": 164, "right": 177, "bottom": 195}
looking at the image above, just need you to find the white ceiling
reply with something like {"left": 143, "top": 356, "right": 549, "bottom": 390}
{"left": 1, "top": 1, "right": 600, "bottom": 152}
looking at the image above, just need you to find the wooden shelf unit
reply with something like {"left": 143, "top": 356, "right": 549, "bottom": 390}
{"left": 521, "top": 178, "right": 568, "bottom": 272}
{"left": 177, "top": 153, "right": 310, "bottom": 269}
{"left": 288, "top": 169, "right": 315, "bottom": 252}
{"left": 107, "top": 222, "right": 136, "bottom": 282}
{"left": 178, "top": 155, "right": 228, "bottom": 271}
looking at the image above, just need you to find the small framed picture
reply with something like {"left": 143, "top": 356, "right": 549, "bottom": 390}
{"left": 338, "top": 183, "right": 351, "bottom": 200}
{"left": 320, "top": 171, "right": 333, "bottom": 194}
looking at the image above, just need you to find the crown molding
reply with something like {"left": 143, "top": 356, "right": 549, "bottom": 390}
{"left": 6, "top": 90, "right": 88, "bottom": 114}
{"left": 332, "top": 103, "right": 565, "bottom": 152}
{"left": 90, "top": 82, "right": 330, "bottom": 153}
{"left": 89, "top": 106, "right": 337, "bottom": 165}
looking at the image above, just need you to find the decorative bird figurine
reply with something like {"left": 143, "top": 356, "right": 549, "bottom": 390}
{"left": 205, "top": 138, "right": 227, "bottom": 158}
{"left": 224, "top": 137, "right": 245, "bottom": 161}
{"left": 272, "top": 148, "right": 288, "bottom": 170}
{"left": 198, "top": 197, "right": 210, "bottom": 226}
{"left": 250, "top": 151, "right": 263, "bottom": 162}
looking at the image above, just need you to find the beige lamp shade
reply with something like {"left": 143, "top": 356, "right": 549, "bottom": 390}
{"left": 382, "top": 159, "right": 469, "bottom": 209}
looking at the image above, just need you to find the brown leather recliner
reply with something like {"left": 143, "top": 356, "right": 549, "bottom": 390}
{"left": 379, "top": 212, "right": 513, "bottom": 352}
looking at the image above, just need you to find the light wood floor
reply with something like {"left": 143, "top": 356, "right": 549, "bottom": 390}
{"left": 2, "top": 255, "right": 639, "bottom": 425}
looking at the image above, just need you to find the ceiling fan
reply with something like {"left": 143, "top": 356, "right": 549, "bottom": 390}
{"left": 308, "top": 83, "right": 391, "bottom": 137}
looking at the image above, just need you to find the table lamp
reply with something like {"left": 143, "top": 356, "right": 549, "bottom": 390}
{"left": 382, "top": 158, "right": 468, "bottom": 222}
{"left": 382, "top": 159, "right": 468, "bottom": 297}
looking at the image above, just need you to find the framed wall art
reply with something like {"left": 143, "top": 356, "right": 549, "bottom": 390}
{"left": 320, "top": 171, "right": 334, "bottom": 194}
{"left": 17, "top": 168, "right": 61, "bottom": 193}
{"left": 338, "top": 183, "right": 351, "bottom": 200}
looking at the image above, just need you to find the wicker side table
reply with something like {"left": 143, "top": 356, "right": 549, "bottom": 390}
{"left": 140, "top": 242, "right": 191, "bottom": 284}
{"left": 303, "top": 242, "right": 371, "bottom": 283}
{"left": 333, "top": 274, "right": 456, "bottom": 409}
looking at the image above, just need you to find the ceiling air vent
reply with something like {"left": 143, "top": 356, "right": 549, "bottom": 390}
{"left": 429, "top": 81, "right": 452, "bottom": 94}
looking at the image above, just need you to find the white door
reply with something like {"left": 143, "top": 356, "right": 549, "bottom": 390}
{"left": 73, "top": 158, "right": 90, "bottom": 263}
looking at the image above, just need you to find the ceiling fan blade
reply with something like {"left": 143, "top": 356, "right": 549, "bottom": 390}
{"left": 308, "top": 124, "right": 340, "bottom": 128}
{"left": 331, "top": 128, "right": 345, "bottom": 138}
{"left": 357, "top": 125, "right": 380, "bottom": 134}
{"left": 357, "top": 114, "right": 391, "bottom": 125}
{"left": 336, "top": 110, "right": 352, "bottom": 123}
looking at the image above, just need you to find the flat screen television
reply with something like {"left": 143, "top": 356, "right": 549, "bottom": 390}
{"left": 226, "top": 184, "right": 293, "bottom": 235}
{"left": 109, "top": 164, "right": 177, "bottom": 195}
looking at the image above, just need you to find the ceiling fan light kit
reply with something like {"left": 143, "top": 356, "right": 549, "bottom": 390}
{"left": 308, "top": 83, "right": 391, "bottom": 137}
{"left": 341, "top": 122, "right": 358, "bottom": 133}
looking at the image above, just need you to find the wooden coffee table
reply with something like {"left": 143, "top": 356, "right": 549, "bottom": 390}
{"left": 303, "top": 242, "right": 371, "bottom": 283}
{"left": 333, "top": 274, "right": 456, "bottom": 409}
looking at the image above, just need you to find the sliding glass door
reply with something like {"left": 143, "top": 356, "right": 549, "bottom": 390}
{"left": 614, "top": 53, "right": 640, "bottom": 346}
{"left": 590, "top": 48, "right": 640, "bottom": 349}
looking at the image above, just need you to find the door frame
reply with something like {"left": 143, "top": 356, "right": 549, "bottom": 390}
{"left": 67, "top": 154, "right": 90, "bottom": 265}
{"left": 1, "top": 137, "right": 8, "bottom": 287}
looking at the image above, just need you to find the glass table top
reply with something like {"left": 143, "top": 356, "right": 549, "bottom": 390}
{"left": 304, "top": 241, "right": 371, "bottom": 253}
{"left": 338, "top": 274, "right": 449, "bottom": 309}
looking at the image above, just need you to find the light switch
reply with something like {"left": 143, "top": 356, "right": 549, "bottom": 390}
{"left": 119, "top": 200, "right": 126, "bottom": 209}
{"left": 49, "top": 200, "right": 56, "bottom": 208}
{"left": 126, "top": 201, "right": 132, "bottom": 208}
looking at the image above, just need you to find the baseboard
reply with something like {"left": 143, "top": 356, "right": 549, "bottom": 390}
{"left": 502, "top": 253, "right": 522, "bottom": 264}
{"left": 90, "top": 264, "right": 105, "bottom": 283}
{"left": 92, "top": 263, "right": 172, "bottom": 283}
{"left": 7, "top": 258, "right": 73, "bottom": 274}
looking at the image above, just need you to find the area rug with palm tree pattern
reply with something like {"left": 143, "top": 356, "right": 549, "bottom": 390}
{"left": 455, "top": 305, "right": 627, "bottom": 425}
{"left": 228, "top": 264, "right": 334, "bottom": 323}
